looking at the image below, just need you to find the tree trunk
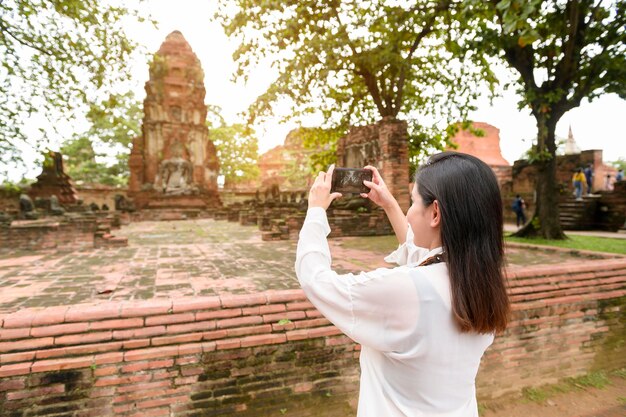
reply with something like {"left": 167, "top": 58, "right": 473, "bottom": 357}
{"left": 513, "top": 115, "right": 567, "bottom": 239}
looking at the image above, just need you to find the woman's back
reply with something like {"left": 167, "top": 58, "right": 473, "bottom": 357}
{"left": 357, "top": 264, "right": 493, "bottom": 417}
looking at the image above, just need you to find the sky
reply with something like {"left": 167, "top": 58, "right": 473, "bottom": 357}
{"left": 10, "top": 0, "right": 626, "bottom": 180}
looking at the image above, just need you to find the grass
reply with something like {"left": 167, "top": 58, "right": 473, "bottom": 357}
{"left": 521, "top": 371, "right": 612, "bottom": 404}
{"left": 506, "top": 234, "right": 626, "bottom": 255}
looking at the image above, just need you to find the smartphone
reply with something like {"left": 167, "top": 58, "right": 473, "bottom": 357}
{"left": 331, "top": 168, "right": 373, "bottom": 194}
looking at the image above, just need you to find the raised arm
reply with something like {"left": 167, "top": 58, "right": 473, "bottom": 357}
{"left": 361, "top": 165, "right": 408, "bottom": 245}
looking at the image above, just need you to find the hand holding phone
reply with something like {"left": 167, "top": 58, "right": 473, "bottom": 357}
{"left": 331, "top": 168, "right": 373, "bottom": 194}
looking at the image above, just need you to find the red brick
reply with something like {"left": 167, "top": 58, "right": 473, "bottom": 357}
{"left": 201, "top": 342, "right": 216, "bottom": 353}
{"left": 94, "top": 352, "right": 124, "bottom": 365}
{"left": 167, "top": 321, "right": 215, "bottom": 334}
{"left": 0, "top": 337, "right": 54, "bottom": 353}
{"left": 65, "top": 303, "right": 121, "bottom": 322}
{"left": 175, "top": 355, "right": 197, "bottom": 365}
{"left": 240, "top": 334, "right": 286, "bottom": 348}
{"left": 150, "top": 369, "right": 179, "bottom": 381}
{"left": 0, "top": 362, "right": 31, "bottom": 377}
{"left": 172, "top": 297, "right": 221, "bottom": 313}
{"left": 305, "top": 309, "right": 323, "bottom": 318}
{"left": 263, "top": 311, "right": 306, "bottom": 323}
{"left": 2, "top": 310, "right": 36, "bottom": 329}
{"left": 31, "top": 322, "right": 90, "bottom": 338}
{"left": 0, "top": 378, "right": 26, "bottom": 391}
{"left": 124, "top": 345, "right": 179, "bottom": 362}
{"left": 227, "top": 324, "right": 272, "bottom": 338}
{"left": 94, "top": 374, "right": 151, "bottom": 387}
{"left": 294, "top": 318, "right": 331, "bottom": 329}
{"left": 242, "top": 306, "right": 260, "bottom": 315}
{"left": 286, "top": 301, "right": 314, "bottom": 311}
{"left": 260, "top": 304, "right": 287, "bottom": 314}
{"left": 152, "top": 333, "right": 203, "bottom": 346}
{"left": 146, "top": 313, "right": 194, "bottom": 326}
{"left": 120, "top": 299, "right": 172, "bottom": 318}
{"left": 122, "top": 339, "right": 150, "bottom": 350}
{"left": 0, "top": 327, "right": 31, "bottom": 340}
{"left": 286, "top": 329, "right": 309, "bottom": 341}
{"left": 121, "top": 359, "right": 174, "bottom": 373}
{"left": 216, "top": 316, "right": 263, "bottom": 329}
{"left": 31, "top": 356, "right": 93, "bottom": 373}
{"left": 136, "top": 396, "right": 188, "bottom": 410}
{"left": 117, "top": 380, "right": 171, "bottom": 393}
{"left": 195, "top": 308, "right": 241, "bottom": 321}
{"left": 220, "top": 293, "right": 267, "bottom": 308}
{"left": 216, "top": 339, "right": 240, "bottom": 350}
{"left": 175, "top": 376, "right": 198, "bottom": 386}
{"left": 55, "top": 331, "right": 112, "bottom": 346}
{"left": 178, "top": 343, "right": 203, "bottom": 356}
{"left": 113, "top": 326, "right": 166, "bottom": 339}
{"left": 325, "top": 335, "right": 354, "bottom": 346}
{"left": 0, "top": 351, "right": 36, "bottom": 364}
{"left": 94, "top": 365, "right": 118, "bottom": 376}
{"left": 128, "top": 406, "right": 171, "bottom": 417}
{"left": 30, "top": 306, "right": 69, "bottom": 326}
{"left": 266, "top": 289, "right": 306, "bottom": 303}
{"left": 90, "top": 318, "right": 143, "bottom": 331}
{"left": 180, "top": 366, "right": 203, "bottom": 376}
{"left": 6, "top": 383, "right": 64, "bottom": 400}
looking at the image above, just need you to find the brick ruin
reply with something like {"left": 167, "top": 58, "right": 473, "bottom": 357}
{"left": 216, "top": 119, "right": 410, "bottom": 240}
{"left": 128, "top": 31, "right": 221, "bottom": 215}
{"left": 0, "top": 152, "right": 128, "bottom": 251}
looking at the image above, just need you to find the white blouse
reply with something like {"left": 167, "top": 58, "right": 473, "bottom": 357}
{"left": 295, "top": 207, "right": 494, "bottom": 417}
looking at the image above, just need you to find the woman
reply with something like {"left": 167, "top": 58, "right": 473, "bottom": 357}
{"left": 295, "top": 151, "right": 510, "bottom": 417}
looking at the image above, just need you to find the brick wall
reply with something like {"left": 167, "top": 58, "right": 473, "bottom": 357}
{"left": 0, "top": 218, "right": 97, "bottom": 251}
{"left": 1, "top": 257, "right": 625, "bottom": 416}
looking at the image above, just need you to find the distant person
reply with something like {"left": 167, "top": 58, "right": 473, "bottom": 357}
{"left": 584, "top": 163, "right": 593, "bottom": 194}
{"left": 572, "top": 168, "right": 586, "bottom": 201}
{"left": 604, "top": 174, "right": 613, "bottom": 191}
{"left": 616, "top": 169, "right": 624, "bottom": 182}
{"left": 296, "top": 152, "right": 510, "bottom": 417}
{"left": 512, "top": 194, "right": 527, "bottom": 228}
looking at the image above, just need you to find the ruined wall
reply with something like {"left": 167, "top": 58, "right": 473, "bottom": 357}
{"left": 1, "top": 257, "right": 625, "bottom": 416}
{"left": 0, "top": 218, "right": 97, "bottom": 251}
{"left": 336, "top": 118, "right": 410, "bottom": 211}
{"left": 75, "top": 187, "right": 128, "bottom": 211}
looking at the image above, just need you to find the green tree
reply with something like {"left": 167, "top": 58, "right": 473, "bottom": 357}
{"left": 60, "top": 92, "right": 142, "bottom": 186}
{"left": 465, "top": 0, "right": 626, "bottom": 238}
{"left": 210, "top": 123, "right": 260, "bottom": 186}
{"left": 0, "top": 0, "right": 150, "bottom": 172}
{"left": 215, "top": 0, "right": 489, "bottom": 173}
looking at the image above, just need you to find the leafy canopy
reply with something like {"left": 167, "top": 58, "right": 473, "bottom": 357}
{"left": 60, "top": 92, "right": 142, "bottom": 187}
{"left": 215, "top": 0, "right": 491, "bottom": 170}
{"left": 463, "top": 0, "right": 626, "bottom": 238}
{"left": 207, "top": 107, "right": 260, "bottom": 186}
{"left": 0, "top": 0, "right": 151, "bottom": 173}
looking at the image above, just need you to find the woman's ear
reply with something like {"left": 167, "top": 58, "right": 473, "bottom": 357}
{"left": 430, "top": 200, "right": 441, "bottom": 228}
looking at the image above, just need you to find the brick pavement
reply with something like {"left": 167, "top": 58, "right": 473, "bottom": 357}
{"left": 0, "top": 218, "right": 603, "bottom": 314}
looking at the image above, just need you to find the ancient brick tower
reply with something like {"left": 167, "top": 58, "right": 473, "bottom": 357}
{"left": 128, "top": 30, "right": 220, "bottom": 210}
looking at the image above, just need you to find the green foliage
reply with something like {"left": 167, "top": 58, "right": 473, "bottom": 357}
{"left": 0, "top": 0, "right": 153, "bottom": 173}
{"left": 208, "top": 113, "right": 259, "bottom": 185}
{"left": 60, "top": 92, "right": 142, "bottom": 187}
{"left": 463, "top": 0, "right": 626, "bottom": 236}
{"left": 215, "top": 0, "right": 490, "bottom": 160}
{"left": 298, "top": 127, "right": 342, "bottom": 173}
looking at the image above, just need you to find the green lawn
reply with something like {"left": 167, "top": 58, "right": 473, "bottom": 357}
{"left": 505, "top": 234, "right": 626, "bottom": 255}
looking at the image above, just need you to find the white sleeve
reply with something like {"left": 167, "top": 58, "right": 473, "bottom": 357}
{"left": 295, "top": 208, "right": 419, "bottom": 352}
{"left": 384, "top": 224, "right": 429, "bottom": 266}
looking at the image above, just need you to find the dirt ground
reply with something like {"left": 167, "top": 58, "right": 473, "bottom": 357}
{"left": 481, "top": 374, "right": 626, "bottom": 417}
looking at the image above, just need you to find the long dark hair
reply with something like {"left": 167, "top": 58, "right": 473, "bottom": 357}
{"left": 415, "top": 151, "right": 509, "bottom": 333}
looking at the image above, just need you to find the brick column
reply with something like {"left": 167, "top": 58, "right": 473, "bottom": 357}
{"left": 378, "top": 118, "right": 410, "bottom": 212}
